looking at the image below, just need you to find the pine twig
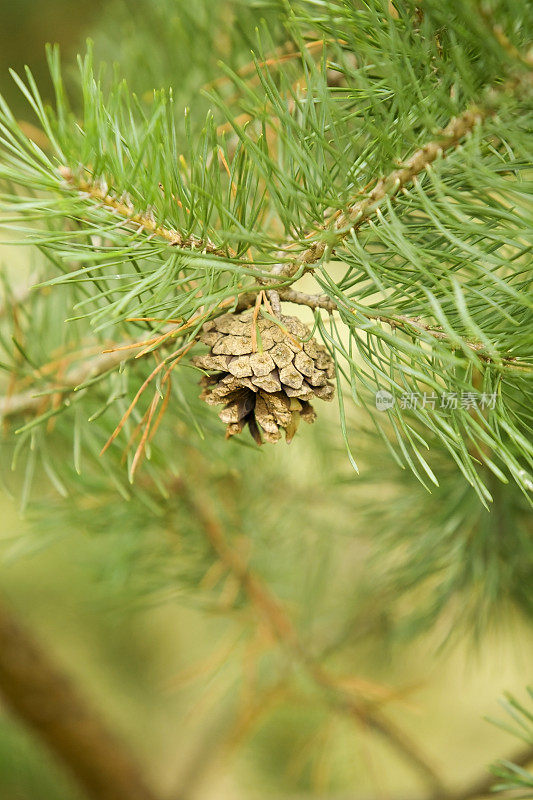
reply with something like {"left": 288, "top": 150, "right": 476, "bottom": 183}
{"left": 0, "top": 595, "right": 161, "bottom": 800}
{"left": 176, "top": 474, "right": 448, "bottom": 795}
{"left": 0, "top": 325, "right": 183, "bottom": 420}
{"left": 58, "top": 167, "right": 228, "bottom": 257}
{"left": 0, "top": 271, "right": 527, "bottom": 428}
{"left": 0, "top": 293, "right": 244, "bottom": 421}
{"left": 49, "top": 71, "right": 530, "bottom": 291}
{"left": 276, "top": 69, "right": 532, "bottom": 280}
{"left": 1, "top": 72, "right": 531, "bottom": 423}
{"left": 276, "top": 288, "right": 531, "bottom": 371}
{"left": 275, "top": 108, "right": 486, "bottom": 279}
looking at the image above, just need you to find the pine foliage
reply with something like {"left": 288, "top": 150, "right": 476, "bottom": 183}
{"left": 0, "top": 0, "right": 531, "bottom": 633}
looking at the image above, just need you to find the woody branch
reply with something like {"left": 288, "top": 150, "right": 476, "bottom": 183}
{"left": 0, "top": 596, "right": 161, "bottom": 800}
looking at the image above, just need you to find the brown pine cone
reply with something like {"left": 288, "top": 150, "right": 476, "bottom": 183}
{"left": 192, "top": 309, "right": 335, "bottom": 444}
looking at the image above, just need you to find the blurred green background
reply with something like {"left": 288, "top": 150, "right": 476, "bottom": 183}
{"left": 0, "top": 2, "right": 531, "bottom": 799}
{"left": 0, "top": 0, "right": 104, "bottom": 112}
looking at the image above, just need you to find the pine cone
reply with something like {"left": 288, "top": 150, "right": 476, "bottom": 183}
{"left": 192, "top": 309, "right": 335, "bottom": 444}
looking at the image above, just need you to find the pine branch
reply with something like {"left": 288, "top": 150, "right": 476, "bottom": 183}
{"left": 278, "top": 109, "right": 484, "bottom": 277}
{"left": 176, "top": 471, "right": 448, "bottom": 795}
{"left": 25, "top": 69, "right": 530, "bottom": 294}
{"left": 36, "top": 69, "right": 529, "bottom": 376}
{"left": 0, "top": 595, "right": 161, "bottom": 800}
{"left": 0, "top": 5, "right": 531, "bottom": 499}
{"left": 57, "top": 166, "right": 229, "bottom": 258}
{"left": 0, "top": 271, "right": 527, "bottom": 432}
{"left": 276, "top": 288, "right": 532, "bottom": 371}
{"left": 0, "top": 327, "right": 176, "bottom": 419}
{"left": 275, "top": 69, "right": 532, "bottom": 280}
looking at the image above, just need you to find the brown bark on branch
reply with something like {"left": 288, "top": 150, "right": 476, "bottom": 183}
{"left": 0, "top": 596, "right": 161, "bottom": 800}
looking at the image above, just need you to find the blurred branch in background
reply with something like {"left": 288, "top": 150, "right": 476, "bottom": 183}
{"left": 0, "top": 450, "right": 531, "bottom": 800}
{"left": 0, "top": 595, "right": 162, "bottom": 800}
{"left": 177, "top": 469, "right": 449, "bottom": 795}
